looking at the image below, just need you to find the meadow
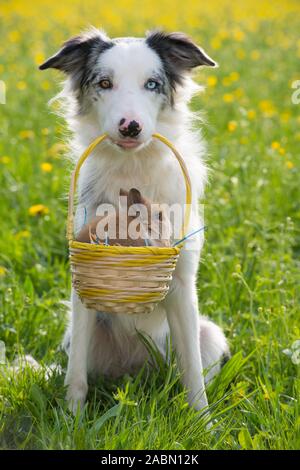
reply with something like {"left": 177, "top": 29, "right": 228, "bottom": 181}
{"left": 0, "top": 0, "right": 299, "bottom": 450}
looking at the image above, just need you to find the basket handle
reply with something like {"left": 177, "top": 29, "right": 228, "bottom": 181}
{"left": 67, "top": 133, "right": 192, "bottom": 242}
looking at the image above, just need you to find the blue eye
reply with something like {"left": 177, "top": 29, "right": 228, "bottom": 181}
{"left": 145, "top": 79, "right": 159, "bottom": 91}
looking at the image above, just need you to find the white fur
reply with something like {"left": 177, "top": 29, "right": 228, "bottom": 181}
{"left": 52, "top": 35, "right": 229, "bottom": 413}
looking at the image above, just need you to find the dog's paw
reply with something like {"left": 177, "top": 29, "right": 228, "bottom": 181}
{"left": 65, "top": 381, "right": 88, "bottom": 415}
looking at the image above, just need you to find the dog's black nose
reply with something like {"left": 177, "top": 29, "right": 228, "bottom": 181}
{"left": 119, "top": 119, "right": 142, "bottom": 138}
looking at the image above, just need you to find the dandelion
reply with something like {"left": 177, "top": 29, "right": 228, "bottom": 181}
{"left": 28, "top": 204, "right": 49, "bottom": 216}
{"left": 259, "top": 100, "right": 276, "bottom": 117}
{"left": 271, "top": 141, "right": 281, "bottom": 150}
{"left": 233, "top": 29, "right": 245, "bottom": 41}
{"left": 17, "top": 81, "right": 27, "bottom": 90}
{"left": 19, "top": 130, "right": 34, "bottom": 139}
{"left": 0, "top": 266, "right": 7, "bottom": 277}
{"left": 286, "top": 161, "right": 294, "bottom": 169}
{"left": 34, "top": 52, "right": 45, "bottom": 65}
{"left": 41, "top": 128, "right": 50, "bottom": 135}
{"left": 41, "top": 162, "right": 53, "bottom": 172}
{"left": 210, "top": 37, "right": 222, "bottom": 50}
{"left": 228, "top": 121, "right": 238, "bottom": 132}
{"left": 41, "top": 80, "right": 51, "bottom": 90}
{"left": 229, "top": 71, "right": 240, "bottom": 82}
{"left": 247, "top": 110, "right": 256, "bottom": 120}
{"left": 279, "top": 147, "right": 286, "bottom": 155}
{"left": 223, "top": 93, "right": 234, "bottom": 103}
{"left": 207, "top": 76, "right": 217, "bottom": 87}
{"left": 15, "top": 230, "right": 31, "bottom": 240}
{"left": 1, "top": 156, "right": 11, "bottom": 164}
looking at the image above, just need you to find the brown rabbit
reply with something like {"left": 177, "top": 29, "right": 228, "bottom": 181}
{"left": 76, "top": 188, "right": 171, "bottom": 247}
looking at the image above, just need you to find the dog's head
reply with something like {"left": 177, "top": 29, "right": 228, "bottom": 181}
{"left": 40, "top": 28, "right": 216, "bottom": 151}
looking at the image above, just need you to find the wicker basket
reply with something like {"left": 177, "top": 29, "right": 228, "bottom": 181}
{"left": 67, "top": 133, "right": 191, "bottom": 314}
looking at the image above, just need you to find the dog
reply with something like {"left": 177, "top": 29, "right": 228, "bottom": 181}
{"left": 40, "top": 28, "right": 230, "bottom": 414}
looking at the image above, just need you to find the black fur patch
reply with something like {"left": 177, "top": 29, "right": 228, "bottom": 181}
{"left": 146, "top": 30, "right": 216, "bottom": 103}
{"left": 39, "top": 31, "right": 114, "bottom": 75}
{"left": 39, "top": 30, "right": 114, "bottom": 113}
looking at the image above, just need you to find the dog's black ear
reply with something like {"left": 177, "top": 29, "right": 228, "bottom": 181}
{"left": 39, "top": 29, "right": 112, "bottom": 74}
{"left": 146, "top": 30, "right": 216, "bottom": 72}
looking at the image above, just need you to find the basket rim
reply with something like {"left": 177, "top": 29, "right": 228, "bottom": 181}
{"left": 69, "top": 239, "right": 181, "bottom": 255}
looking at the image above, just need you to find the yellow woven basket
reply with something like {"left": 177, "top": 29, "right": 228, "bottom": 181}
{"left": 67, "top": 133, "right": 191, "bottom": 314}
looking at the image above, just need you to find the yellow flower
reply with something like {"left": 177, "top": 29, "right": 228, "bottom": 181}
{"left": 41, "top": 128, "right": 50, "bottom": 135}
{"left": 228, "top": 121, "right": 238, "bottom": 132}
{"left": 19, "top": 130, "right": 34, "bottom": 139}
{"left": 1, "top": 156, "right": 11, "bottom": 164}
{"left": 41, "top": 162, "right": 53, "bottom": 172}
{"left": 247, "top": 110, "right": 256, "bottom": 120}
{"left": 17, "top": 81, "right": 27, "bottom": 90}
{"left": 271, "top": 141, "right": 280, "bottom": 150}
{"left": 233, "top": 29, "right": 245, "bottom": 41}
{"left": 223, "top": 93, "right": 234, "bottom": 103}
{"left": 286, "top": 161, "right": 294, "bottom": 169}
{"left": 0, "top": 266, "right": 7, "bottom": 277}
{"left": 28, "top": 204, "right": 49, "bottom": 216}
{"left": 41, "top": 80, "right": 51, "bottom": 90}
{"left": 34, "top": 52, "right": 45, "bottom": 65}
{"left": 279, "top": 147, "right": 285, "bottom": 155}
{"left": 229, "top": 71, "right": 240, "bottom": 82}
{"left": 15, "top": 230, "right": 31, "bottom": 240}
{"left": 207, "top": 76, "right": 217, "bottom": 87}
{"left": 210, "top": 37, "right": 222, "bottom": 50}
{"left": 259, "top": 100, "right": 276, "bottom": 117}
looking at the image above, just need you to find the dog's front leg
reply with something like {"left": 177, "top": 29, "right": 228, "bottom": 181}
{"left": 65, "top": 289, "right": 96, "bottom": 413}
{"left": 164, "top": 278, "right": 208, "bottom": 412}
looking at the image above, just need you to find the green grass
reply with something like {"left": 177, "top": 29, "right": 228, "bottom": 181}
{"left": 0, "top": 7, "right": 300, "bottom": 450}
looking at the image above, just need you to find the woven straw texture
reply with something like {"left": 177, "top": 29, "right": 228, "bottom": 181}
{"left": 67, "top": 133, "right": 191, "bottom": 314}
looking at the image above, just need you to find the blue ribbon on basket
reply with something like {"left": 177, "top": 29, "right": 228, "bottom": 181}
{"left": 172, "top": 226, "right": 207, "bottom": 247}
{"left": 83, "top": 206, "right": 206, "bottom": 247}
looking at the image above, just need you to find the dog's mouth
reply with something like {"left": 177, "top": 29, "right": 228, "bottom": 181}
{"left": 109, "top": 137, "right": 145, "bottom": 150}
{"left": 117, "top": 139, "right": 141, "bottom": 149}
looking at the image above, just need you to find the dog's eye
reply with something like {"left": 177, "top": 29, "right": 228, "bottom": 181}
{"left": 145, "top": 79, "right": 160, "bottom": 91}
{"left": 98, "top": 79, "right": 113, "bottom": 90}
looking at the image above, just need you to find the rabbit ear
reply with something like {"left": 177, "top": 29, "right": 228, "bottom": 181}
{"left": 128, "top": 188, "right": 144, "bottom": 206}
{"left": 39, "top": 28, "right": 112, "bottom": 74}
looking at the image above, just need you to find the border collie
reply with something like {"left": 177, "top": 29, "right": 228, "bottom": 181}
{"left": 40, "top": 28, "right": 230, "bottom": 414}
